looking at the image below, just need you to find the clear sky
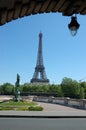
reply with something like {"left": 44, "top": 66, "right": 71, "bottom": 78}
{"left": 0, "top": 13, "right": 86, "bottom": 85}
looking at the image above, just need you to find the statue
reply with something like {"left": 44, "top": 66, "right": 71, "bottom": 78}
{"left": 15, "top": 74, "right": 20, "bottom": 88}
{"left": 14, "top": 74, "right": 21, "bottom": 102}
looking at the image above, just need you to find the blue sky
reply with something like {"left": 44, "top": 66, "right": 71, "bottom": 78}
{"left": 0, "top": 13, "right": 86, "bottom": 85}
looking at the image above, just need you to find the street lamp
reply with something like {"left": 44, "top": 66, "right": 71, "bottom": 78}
{"left": 68, "top": 15, "right": 80, "bottom": 36}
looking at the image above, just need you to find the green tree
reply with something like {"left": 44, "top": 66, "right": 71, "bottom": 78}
{"left": 80, "top": 82, "right": 86, "bottom": 98}
{"left": 79, "top": 87, "right": 85, "bottom": 99}
{"left": 0, "top": 83, "right": 14, "bottom": 95}
{"left": 22, "top": 83, "right": 30, "bottom": 93}
{"left": 61, "top": 77, "right": 80, "bottom": 98}
{"left": 48, "top": 84, "right": 63, "bottom": 97}
{"left": 57, "top": 85, "right": 63, "bottom": 97}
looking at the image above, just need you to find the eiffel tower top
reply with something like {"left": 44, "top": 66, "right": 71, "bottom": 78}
{"left": 37, "top": 32, "right": 43, "bottom": 66}
{"left": 39, "top": 32, "right": 42, "bottom": 37}
{"left": 30, "top": 32, "right": 49, "bottom": 84}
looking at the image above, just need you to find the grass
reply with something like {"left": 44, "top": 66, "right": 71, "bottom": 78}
{"left": 0, "top": 100, "right": 43, "bottom": 111}
{"left": 0, "top": 107, "right": 14, "bottom": 110}
{"left": 0, "top": 100, "right": 37, "bottom": 107}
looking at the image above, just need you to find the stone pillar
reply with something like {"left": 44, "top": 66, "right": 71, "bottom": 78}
{"left": 64, "top": 97, "right": 70, "bottom": 105}
{"left": 79, "top": 99, "right": 86, "bottom": 109}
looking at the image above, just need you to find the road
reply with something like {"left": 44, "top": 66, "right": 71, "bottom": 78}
{"left": 0, "top": 117, "right": 86, "bottom": 130}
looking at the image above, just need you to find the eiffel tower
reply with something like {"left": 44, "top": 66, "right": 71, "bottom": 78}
{"left": 30, "top": 32, "right": 49, "bottom": 84}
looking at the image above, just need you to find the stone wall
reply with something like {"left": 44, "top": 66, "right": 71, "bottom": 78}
{"left": 33, "top": 96, "right": 86, "bottom": 109}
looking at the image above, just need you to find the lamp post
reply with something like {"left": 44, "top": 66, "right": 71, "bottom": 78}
{"left": 68, "top": 15, "right": 80, "bottom": 36}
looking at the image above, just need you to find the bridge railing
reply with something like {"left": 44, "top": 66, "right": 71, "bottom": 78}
{"left": 33, "top": 96, "right": 86, "bottom": 109}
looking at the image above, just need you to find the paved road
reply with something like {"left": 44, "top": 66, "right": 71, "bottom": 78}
{"left": 37, "top": 102, "right": 82, "bottom": 111}
{"left": 0, "top": 118, "right": 86, "bottom": 130}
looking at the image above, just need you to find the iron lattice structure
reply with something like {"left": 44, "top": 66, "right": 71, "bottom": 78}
{"left": 30, "top": 32, "right": 49, "bottom": 84}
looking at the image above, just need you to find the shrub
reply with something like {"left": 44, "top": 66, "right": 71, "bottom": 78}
{"left": 29, "top": 106, "right": 43, "bottom": 111}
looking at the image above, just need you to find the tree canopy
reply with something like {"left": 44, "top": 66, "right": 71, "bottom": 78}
{"left": 0, "top": 77, "right": 86, "bottom": 99}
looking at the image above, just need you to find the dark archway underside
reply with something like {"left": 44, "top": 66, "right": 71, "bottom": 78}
{"left": 0, "top": 0, "right": 86, "bottom": 25}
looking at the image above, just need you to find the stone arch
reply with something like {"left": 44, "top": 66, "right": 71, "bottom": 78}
{"left": 0, "top": 0, "right": 86, "bottom": 26}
